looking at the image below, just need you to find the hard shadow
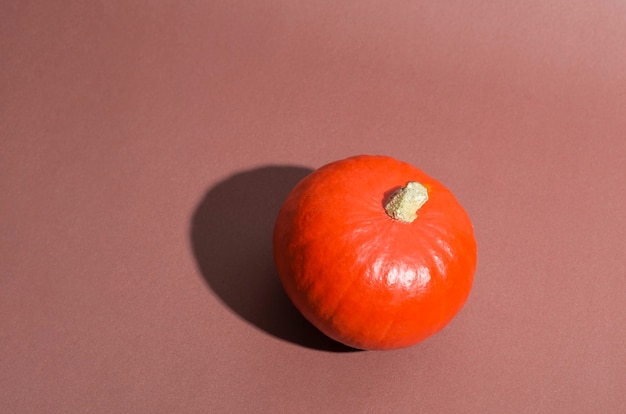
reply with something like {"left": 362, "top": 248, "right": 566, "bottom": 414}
{"left": 190, "top": 165, "right": 359, "bottom": 352}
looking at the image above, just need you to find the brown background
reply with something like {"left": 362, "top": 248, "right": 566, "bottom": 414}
{"left": 2, "top": 1, "right": 625, "bottom": 413}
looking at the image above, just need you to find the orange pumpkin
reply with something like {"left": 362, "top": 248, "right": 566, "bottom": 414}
{"left": 273, "top": 155, "right": 477, "bottom": 350}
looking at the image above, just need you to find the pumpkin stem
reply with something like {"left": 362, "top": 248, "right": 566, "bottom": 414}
{"left": 384, "top": 181, "right": 429, "bottom": 223}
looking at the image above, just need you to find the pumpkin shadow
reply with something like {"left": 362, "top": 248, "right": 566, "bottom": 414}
{"left": 190, "top": 166, "right": 359, "bottom": 352}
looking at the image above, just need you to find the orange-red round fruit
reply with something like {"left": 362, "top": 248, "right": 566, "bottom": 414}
{"left": 273, "top": 155, "right": 477, "bottom": 350}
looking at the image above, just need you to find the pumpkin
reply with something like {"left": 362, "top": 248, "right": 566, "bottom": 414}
{"left": 273, "top": 155, "right": 477, "bottom": 350}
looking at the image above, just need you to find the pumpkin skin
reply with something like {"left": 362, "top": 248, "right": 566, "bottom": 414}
{"left": 273, "top": 155, "right": 477, "bottom": 350}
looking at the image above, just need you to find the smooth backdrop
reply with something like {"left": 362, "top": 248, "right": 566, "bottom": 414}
{"left": 2, "top": 1, "right": 625, "bottom": 412}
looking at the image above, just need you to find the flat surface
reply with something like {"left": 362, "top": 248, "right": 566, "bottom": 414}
{"left": 2, "top": 1, "right": 625, "bottom": 412}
